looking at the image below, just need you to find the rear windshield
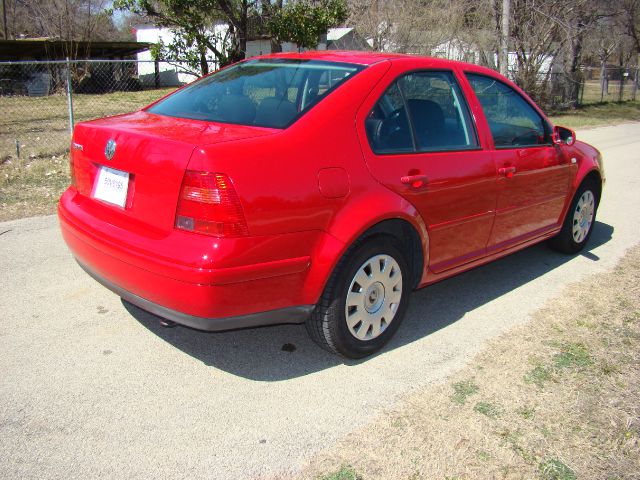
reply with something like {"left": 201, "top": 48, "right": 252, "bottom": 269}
{"left": 147, "top": 59, "right": 363, "bottom": 128}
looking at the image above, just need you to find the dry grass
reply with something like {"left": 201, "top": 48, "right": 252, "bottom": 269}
{"left": 0, "top": 154, "right": 70, "bottom": 221}
{"left": 0, "top": 88, "right": 175, "bottom": 161}
{"left": 301, "top": 246, "right": 640, "bottom": 480}
{"left": 580, "top": 79, "right": 636, "bottom": 105}
{"left": 0, "top": 88, "right": 174, "bottom": 221}
{"left": 549, "top": 101, "right": 640, "bottom": 129}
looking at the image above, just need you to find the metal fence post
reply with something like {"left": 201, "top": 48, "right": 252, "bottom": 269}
{"left": 633, "top": 67, "right": 638, "bottom": 102}
{"left": 65, "top": 57, "right": 74, "bottom": 134}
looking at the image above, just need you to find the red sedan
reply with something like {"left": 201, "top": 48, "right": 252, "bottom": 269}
{"left": 59, "top": 51, "right": 604, "bottom": 358}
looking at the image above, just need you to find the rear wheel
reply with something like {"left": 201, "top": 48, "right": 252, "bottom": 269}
{"left": 549, "top": 180, "right": 599, "bottom": 254}
{"left": 306, "top": 238, "right": 411, "bottom": 358}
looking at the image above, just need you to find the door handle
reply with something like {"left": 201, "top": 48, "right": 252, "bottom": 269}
{"left": 498, "top": 166, "right": 517, "bottom": 178}
{"left": 400, "top": 174, "right": 428, "bottom": 188}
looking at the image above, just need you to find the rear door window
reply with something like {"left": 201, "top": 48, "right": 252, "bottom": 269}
{"left": 366, "top": 71, "right": 478, "bottom": 154}
{"left": 365, "top": 83, "right": 414, "bottom": 154}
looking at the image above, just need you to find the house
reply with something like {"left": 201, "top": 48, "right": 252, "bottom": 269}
{"left": 326, "top": 28, "right": 369, "bottom": 50}
{"left": 430, "top": 39, "right": 555, "bottom": 75}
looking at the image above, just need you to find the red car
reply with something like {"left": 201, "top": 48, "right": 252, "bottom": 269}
{"left": 59, "top": 51, "right": 604, "bottom": 358}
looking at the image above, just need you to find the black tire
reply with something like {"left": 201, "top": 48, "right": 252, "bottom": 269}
{"left": 306, "top": 237, "right": 411, "bottom": 358}
{"left": 549, "top": 179, "right": 600, "bottom": 254}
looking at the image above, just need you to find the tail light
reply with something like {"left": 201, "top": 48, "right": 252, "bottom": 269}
{"left": 175, "top": 171, "right": 249, "bottom": 237}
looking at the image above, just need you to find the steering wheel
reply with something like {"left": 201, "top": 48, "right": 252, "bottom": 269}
{"left": 379, "top": 107, "right": 407, "bottom": 139}
{"left": 509, "top": 128, "right": 542, "bottom": 146}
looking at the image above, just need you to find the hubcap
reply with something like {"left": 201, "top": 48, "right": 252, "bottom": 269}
{"left": 572, "top": 190, "right": 595, "bottom": 243}
{"left": 345, "top": 254, "right": 403, "bottom": 341}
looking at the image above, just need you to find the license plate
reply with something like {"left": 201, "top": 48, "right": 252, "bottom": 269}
{"left": 93, "top": 166, "right": 129, "bottom": 208}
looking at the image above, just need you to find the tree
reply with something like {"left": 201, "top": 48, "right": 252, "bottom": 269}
{"left": 268, "top": 0, "right": 347, "bottom": 50}
{"left": 113, "top": 0, "right": 231, "bottom": 75}
{"left": 6, "top": 0, "right": 123, "bottom": 45}
{"left": 623, "top": 0, "right": 640, "bottom": 53}
{"left": 114, "top": 0, "right": 348, "bottom": 76}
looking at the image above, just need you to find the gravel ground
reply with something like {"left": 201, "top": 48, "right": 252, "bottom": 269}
{"left": 1, "top": 123, "right": 639, "bottom": 479}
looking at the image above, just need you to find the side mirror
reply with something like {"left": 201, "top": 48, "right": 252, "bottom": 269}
{"left": 553, "top": 125, "right": 576, "bottom": 146}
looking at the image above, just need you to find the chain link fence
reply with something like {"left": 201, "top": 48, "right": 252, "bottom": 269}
{"left": 0, "top": 59, "right": 197, "bottom": 162}
{"left": 507, "top": 66, "right": 639, "bottom": 110}
{"left": 1, "top": 60, "right": 638, "bottom": 162}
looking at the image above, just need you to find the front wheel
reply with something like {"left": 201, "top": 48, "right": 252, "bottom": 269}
{"left": 306, "top": 238, "right": 411, "bottom": 358}
{"left": 549, "top": 180, "right": 599, "bottom": 254}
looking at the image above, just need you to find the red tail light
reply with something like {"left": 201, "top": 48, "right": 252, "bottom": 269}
{"left": 175, "top": 171, "right": 249, "bottom": 237}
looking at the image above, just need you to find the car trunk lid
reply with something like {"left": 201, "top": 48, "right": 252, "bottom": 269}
{"left": 70, "top": 111, "right": 275, "bottom": 234}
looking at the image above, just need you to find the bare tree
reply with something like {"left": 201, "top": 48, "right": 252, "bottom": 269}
{"left": 9, "top": 0, "right": 122, "bottom": 44}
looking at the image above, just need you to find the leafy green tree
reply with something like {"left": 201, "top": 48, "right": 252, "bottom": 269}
{"left": 268, "top": 0, "right": 347, "bottom": 50}
{"left": 113, "top": 0, "right": 231, "bottom": 74}
{"left": 114, "top": 0, "right": 347, "bottom": 76}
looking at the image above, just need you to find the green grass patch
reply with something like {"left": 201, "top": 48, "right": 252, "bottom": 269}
{"left": 538, "top": 458, "right": 576, "bottom": 480}
{"left": 553, "top": 343, "right": 593, "bottom": 369}
{"left": 517, "top": 405, "right": 536, "bottom": 419}
{"left": 476, "top": 450, "right": 491, "bottom": 461}
{"left": 524, "top": 364, "right": 553, "bottom": 388}
{"left": 473, "top": 401, "right": 502, "bottom": 418}
{"left": 450, "top": 379, "right": 479, "bottom": 405}
{"left": 319, "top": 465, "right": 360, "bottom": 480}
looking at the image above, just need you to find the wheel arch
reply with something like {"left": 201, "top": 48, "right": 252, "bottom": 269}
{"left": 302, "top": 202, "right": 429, "bottom": 308}
{"left": 352, "top": 218, "right": 425, "bottom": 289}
{"left": 579, "top": 169, "right": 603, "bottom": 204}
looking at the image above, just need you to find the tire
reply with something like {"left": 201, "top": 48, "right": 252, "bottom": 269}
{"left": 306, "top": 237, "right": 411, "bottom": 358}
{"left": 549, "top": 179, "right": 599, "bottom": 254}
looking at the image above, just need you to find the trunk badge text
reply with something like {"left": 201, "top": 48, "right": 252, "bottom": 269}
{"left": 105, "top": 139, "right": 117, "bottom": 160}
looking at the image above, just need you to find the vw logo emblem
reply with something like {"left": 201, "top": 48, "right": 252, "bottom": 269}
{"left": 104, "top": 139, "right": 116, "bottom": 160}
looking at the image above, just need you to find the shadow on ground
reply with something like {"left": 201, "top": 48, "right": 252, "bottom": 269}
{"left": 124, "top": 222, "right": 614, "bottom": 381}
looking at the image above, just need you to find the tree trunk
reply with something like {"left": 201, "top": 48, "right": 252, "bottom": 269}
{"left": 238, "top": 0, "right": 248, "bottom": 61}
{"left": 198, "top": 40, "right": 209, "bottom": 75}
{"left": 493, "top": 0, "right": 501, "bottom": 71}
{"left": 499, "top": 0, "right": 510, "bottom": 76}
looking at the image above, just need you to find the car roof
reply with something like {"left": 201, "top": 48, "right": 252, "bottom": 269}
{"left": 254, "top": 50, "right": 492, "bottom": 72}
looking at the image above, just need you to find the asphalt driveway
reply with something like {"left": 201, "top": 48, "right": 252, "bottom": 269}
{"left": 1, "top": 123, "right": 639, "bottom": 479}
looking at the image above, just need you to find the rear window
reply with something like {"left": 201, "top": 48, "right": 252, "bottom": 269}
{"left": 147, "top": 59, "right": 363, "bottom": 129}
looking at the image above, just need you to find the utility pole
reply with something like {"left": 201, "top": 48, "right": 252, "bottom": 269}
{"left": 2, "top": 0, "right": 8, "bottom": 40}
{"left": 500, "top": 0, "right": 510, "bottom": 76}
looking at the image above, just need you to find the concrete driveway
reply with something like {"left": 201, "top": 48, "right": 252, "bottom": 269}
{"left": 1, "top": 123, "right": 639, "bottom": 479}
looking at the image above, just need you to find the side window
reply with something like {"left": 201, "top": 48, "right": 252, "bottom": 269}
{"left": 366, "top": 82, "right": 413, "bottom": 154}
{"left": 399, "top": 72, "right": 477, "bottom": 152}
{"left": 466, "top": 73, "right": 550, "bottom": 148}
{"left": 366, "top": 71, "right": 477, "bottom": 154}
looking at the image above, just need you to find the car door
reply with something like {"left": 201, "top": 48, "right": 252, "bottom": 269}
{"left": 465, "top": 73, "right": 573, "bottom": 250}
{"left": 358, "top": 67, "right": 497, "bottom": 273}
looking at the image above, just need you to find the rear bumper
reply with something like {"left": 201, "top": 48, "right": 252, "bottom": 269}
{"left": 58, "top": 188, "right": 316, "bottom": 328}
{"left": 77, "top": 260, "right": 312, "bottom": 330}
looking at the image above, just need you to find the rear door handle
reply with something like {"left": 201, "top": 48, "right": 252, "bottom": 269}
{"left": 400, "top": 174, "right": 428, "bottom": 188}
{"left": 498, "top": 166, "right": 517, "bottom": 177}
